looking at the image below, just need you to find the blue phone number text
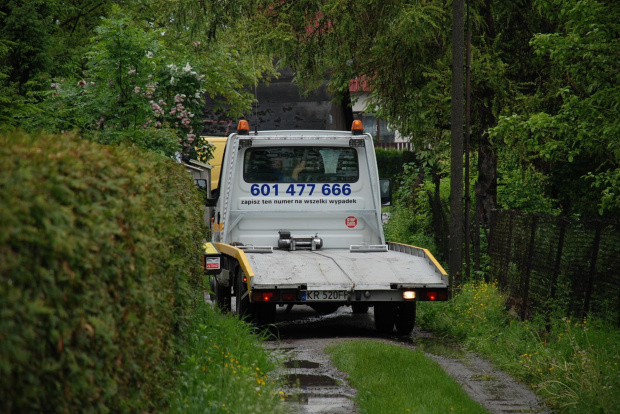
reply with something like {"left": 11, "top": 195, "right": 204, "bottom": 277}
{"left": 250, "top": 183, "right": 352, "bottom": 197}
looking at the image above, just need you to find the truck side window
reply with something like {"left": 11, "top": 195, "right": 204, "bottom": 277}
{"left": 243, "top": 147, "right": 358, "bottom": 183}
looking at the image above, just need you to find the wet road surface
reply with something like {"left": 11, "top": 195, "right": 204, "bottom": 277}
{"left": 262, "top": 304, "right": 550, "bottom": 414}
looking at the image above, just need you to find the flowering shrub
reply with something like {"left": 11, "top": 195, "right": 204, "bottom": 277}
{"left": 35, "top": 14, "right": 213, "bottom": 160}
{"left": 148, "top": 62, "right": 211, "bottom": 160}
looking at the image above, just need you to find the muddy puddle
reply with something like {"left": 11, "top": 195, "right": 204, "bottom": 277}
{"left": 283, "top": 359, "right": 321, "bottom": 369}
{"left": 411, "top": 336, "right": 468, "bottom": 359}
{"left": 264, "top": 336, "right": 358, "bottom": 414}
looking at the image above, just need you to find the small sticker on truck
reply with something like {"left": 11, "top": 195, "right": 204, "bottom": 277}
{"left": 345, "top": 216, "right": 358, "bottom": 228}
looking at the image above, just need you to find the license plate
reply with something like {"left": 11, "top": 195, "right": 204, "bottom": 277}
{"left": 302, "top": 291, "right": 348, "bottom": 301}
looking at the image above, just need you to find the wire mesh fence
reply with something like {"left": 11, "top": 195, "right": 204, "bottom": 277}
{"left": 488, "top": 210, "right": 620, "bottom": 327}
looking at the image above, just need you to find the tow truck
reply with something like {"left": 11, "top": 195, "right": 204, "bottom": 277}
{"left": 203, "top": 120, "right": 448, "bottom": 334}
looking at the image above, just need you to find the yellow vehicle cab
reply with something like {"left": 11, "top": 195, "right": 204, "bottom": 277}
{"left": 199, "top": 136, "right": 227, "bottom": 191}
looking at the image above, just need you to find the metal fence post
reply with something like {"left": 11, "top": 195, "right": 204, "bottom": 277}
{"left": 583, "top": 224, "right": 602, "bottom": 321}
{"left": 551, "top": 219, "right": 567, "bottom": 303}
{"left": 500, "top": 211, "right": 514, "bottom": 288}
{"left": 521, "top": 215, "right": 538, "bottom": 321}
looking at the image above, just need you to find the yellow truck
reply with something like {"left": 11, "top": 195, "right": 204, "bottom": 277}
{"left": 198, "top": 136, "right": 227, "bottom": 192}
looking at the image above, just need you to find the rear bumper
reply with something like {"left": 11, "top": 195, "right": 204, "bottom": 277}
{"left": 249, "top": 286, "right": 448, "bottom": 304}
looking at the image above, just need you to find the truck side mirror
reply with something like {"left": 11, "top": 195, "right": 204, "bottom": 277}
{"left": 379, "top": 178, "right": 392, "bottom": 206}
{"left": 194, "top": 179, "right": 218, "bottom": 206}
{"left": 194, "top": 179, "right": 208, "bottom": 202}
{"left": 206, "top": 189, "right": 219, "bottom": 207}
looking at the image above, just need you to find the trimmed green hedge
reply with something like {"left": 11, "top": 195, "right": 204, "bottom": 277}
{"left": 0, "top": 131, "right": 205, "bottom": 413}
{"left": 374, "top": 147, "right": 417, "bottom": 191}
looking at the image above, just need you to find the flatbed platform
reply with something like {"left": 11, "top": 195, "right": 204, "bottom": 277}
{"left": 246, "top": 243, "right": 448, "bottom": 293}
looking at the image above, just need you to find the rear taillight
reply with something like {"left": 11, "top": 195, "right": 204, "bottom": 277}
{"left": 251, "top": 291, "right": 275, "bottom": 302}
{"left": 425, "top": 290, "right": 448, "bottom": 301}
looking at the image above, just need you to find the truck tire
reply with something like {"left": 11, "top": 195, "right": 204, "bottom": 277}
{"left": 235, "top": 268, "right": 253, "bottom": 319}
{"left": 213, "top": 278, "right": 231, "bottom": 312}
{"left": 395, "top": 302, "right": 416, "bottom": 336}
{"left": 374, "top": 303, "right": 396, "bottom": 334}
{"left": 254, "top": 303, "right": 276, "bottom": 326}
{"left": 351, "top": 303, "right": 369, "bottom": 314}
{"left": 208, "top": 276, "right": 216, "bottom": 301}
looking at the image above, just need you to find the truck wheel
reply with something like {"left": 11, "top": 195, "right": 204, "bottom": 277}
{"left": 213, "top": 278, "right": 231, "bottom": 312}
{"left": 235, "top": 269, "right": 253, "bottom": 319}
{"left": 374, "top": 303, "right": 396, "bottom": 334}
{"left": 395, "top": 302, "right": 416, "bottom": 336}
{"left": 208, "top": 277, "right": 216, "bottom": 301}
{"left": 254, "top": 303, "right": 276, "bottom": 326}
{"left": 351, "top": 303, "right": 369, "bottom": 314}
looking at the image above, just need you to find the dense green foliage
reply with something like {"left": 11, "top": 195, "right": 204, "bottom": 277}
{"left": 374, "top": 148, "right": 416, "bottom": 190}
{"left": 0, "top": 131, "right": 205, "bottom": 413}
{"left": 418, "top": 281, "right": 620, "bottom": 413}
{"left": 490, "top": 0, "right": 620, "bottom": 217}
{"left": 170, "top": 301, "right": 286, "bottom": 414}
{"left": 0, "top": 1, "right": 275, "bottom": 160}
{"left": 244, "top": 0, "right": 619, "bottom": 219}
{"left": 2, "top": 0, "right": 617, "bottom": 217}
{"left": 327, "top": 340, "right": 488, "bottom": 413}
{"left": 383, "top": 163, "right": 446, "bottom": 259}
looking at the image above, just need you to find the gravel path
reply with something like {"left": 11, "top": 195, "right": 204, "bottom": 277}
{"left": 263, "top": 305, "right": 550, "bottom": 414}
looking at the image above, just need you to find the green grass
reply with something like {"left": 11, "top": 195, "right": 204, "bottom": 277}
{"left": 169, "top": 300, "right": 286, "bottom": 414}
{"left": 326, "top": 340, "right": 488, "bottom": 414}
{"left": 418, "top": 281, "right": 620, "bottom": 413}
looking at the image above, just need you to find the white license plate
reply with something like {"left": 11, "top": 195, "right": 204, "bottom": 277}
{"left": 302, "top": 291, "right": 348, "bottom": 301}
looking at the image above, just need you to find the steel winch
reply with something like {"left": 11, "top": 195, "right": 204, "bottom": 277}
{"left": 277, "top": 230, "right": 323, "bottom": 251}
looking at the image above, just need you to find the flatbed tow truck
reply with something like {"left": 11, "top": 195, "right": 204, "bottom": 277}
{"left": 203, "top": 120, "right": 448, "bottom": 334}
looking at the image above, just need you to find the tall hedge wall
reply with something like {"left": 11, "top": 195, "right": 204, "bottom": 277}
{"left": 374, "top": 147, "right": 417, "bottom": 191}
{"left": 0, "top": 131, "right": 205, "bottom": 413}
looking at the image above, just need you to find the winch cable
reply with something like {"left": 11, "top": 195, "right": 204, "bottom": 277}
{"left": 309, "top": 251, "right": 356, "bottom": 294}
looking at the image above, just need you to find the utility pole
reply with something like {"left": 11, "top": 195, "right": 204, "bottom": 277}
{"left": 450, "top": 0, "right": 464, "bottom": 291}
{"left": 465, "top": 1, "right": 472, "bottom": 280}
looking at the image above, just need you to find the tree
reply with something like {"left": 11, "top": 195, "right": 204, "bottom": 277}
{"left": 24, "top": 12, "right": 199, "bottom": 157}
{"left": 490, "top": 0, "right": 620, "bottom": 217}
{"left": 243, "top": 0, "right": 537, "bottom": 275}
{"left": 2, "top": 1, "right": 275, "bottom": 158}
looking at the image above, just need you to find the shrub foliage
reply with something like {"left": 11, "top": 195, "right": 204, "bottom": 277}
{"left": 0, "top": 131, "right": 205, "bottom": 413}
{"left": 374, "top": 148, "right": 416, "bottom": 189}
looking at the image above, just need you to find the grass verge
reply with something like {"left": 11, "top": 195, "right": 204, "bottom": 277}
{"left": 418, "top": 281, "right": 620, "bottom": 413}
{"left": 326, "top": 340, "right": 488, "bottom": 414}
{"left": 169, "top": 299, "right": 286, "bottom": 414}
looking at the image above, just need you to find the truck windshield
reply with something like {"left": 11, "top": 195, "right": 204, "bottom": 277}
{"left": 243, "top": 146, "right": 359, "bottom": 183}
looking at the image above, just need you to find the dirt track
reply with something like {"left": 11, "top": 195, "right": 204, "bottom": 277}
{"left": 262, "top": 305, "right": 550, "bottom": 414}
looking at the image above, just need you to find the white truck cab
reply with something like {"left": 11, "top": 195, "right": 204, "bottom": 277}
{"left": 204, "top": 120, "right": 448, "bottom": 334}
